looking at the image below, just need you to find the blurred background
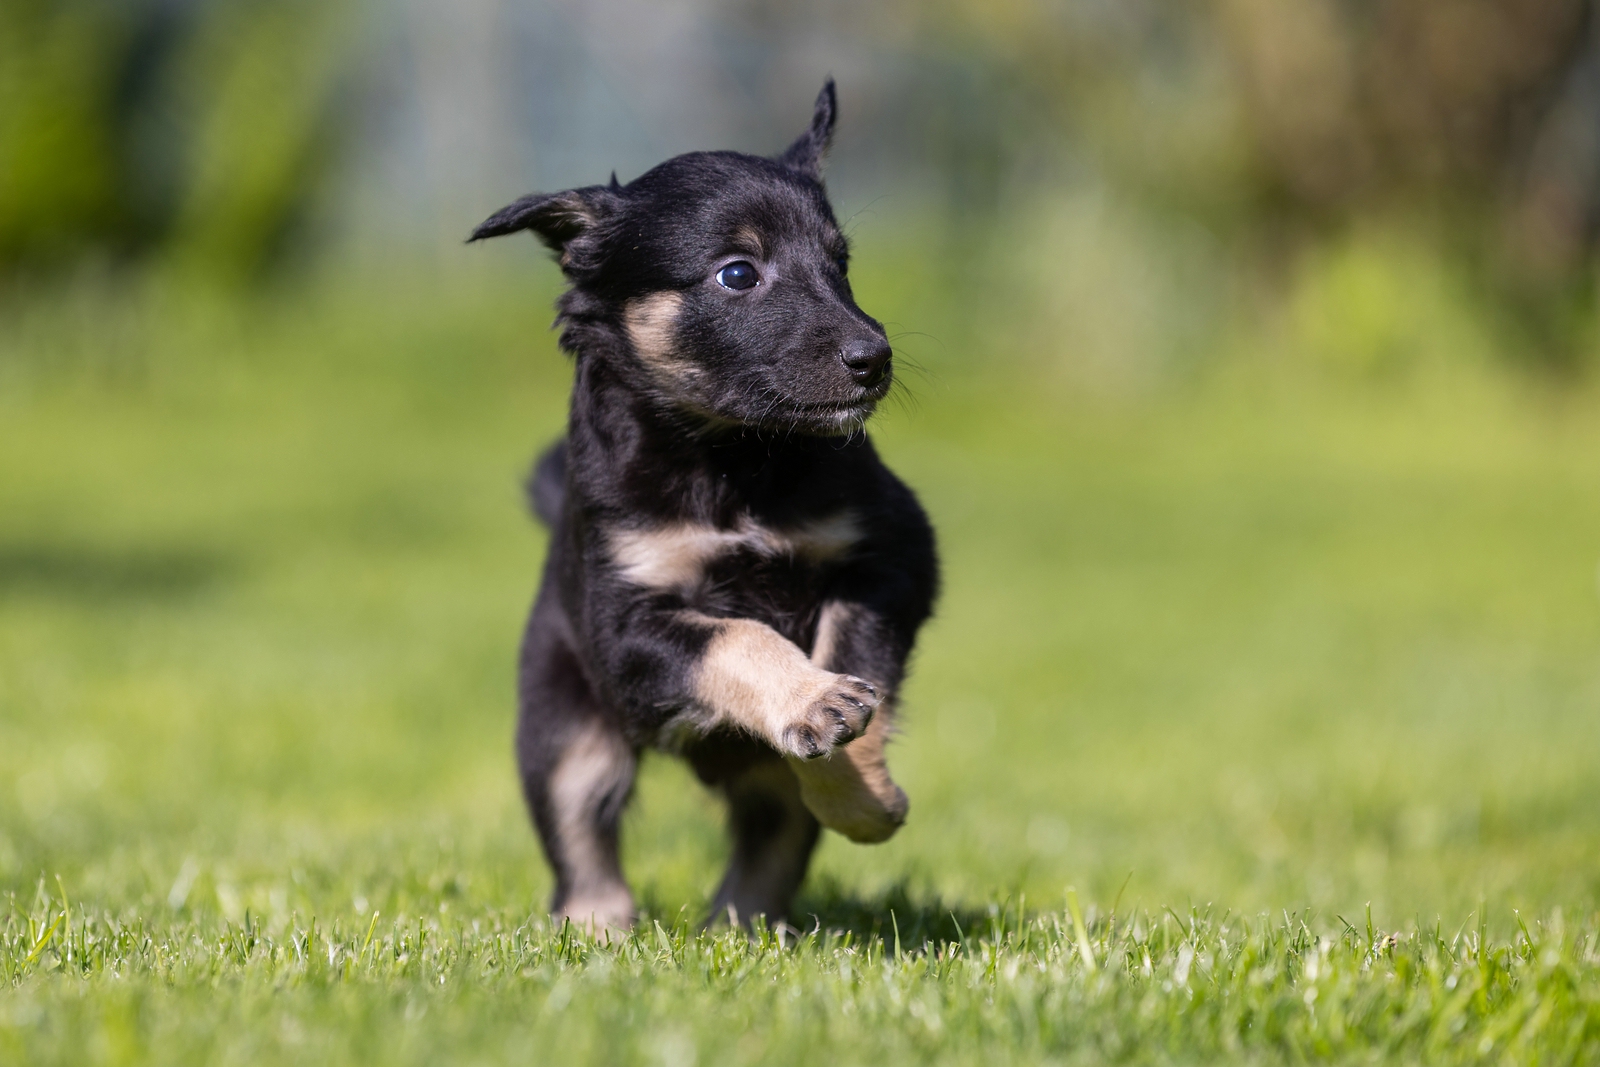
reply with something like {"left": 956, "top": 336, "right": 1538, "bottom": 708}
{"left": 3, "top": 0, "right": 1600, "bottom": 927}
{"left": 7, "top": 0, "right": 1600, "bottom": 370}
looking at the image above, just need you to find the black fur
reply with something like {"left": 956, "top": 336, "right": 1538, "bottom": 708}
{"left": 473, "top": 80, "right": 938, "bottom": 928}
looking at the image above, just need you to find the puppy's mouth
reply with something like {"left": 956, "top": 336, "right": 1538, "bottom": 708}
{"left": 788, "top": 396, "right": 877, "bottom": 415}
{"left": 771, "top": 389, "right": 887, "bottom": 434}
{"left": 788, "top": 377, "right": 893, "bottom": 415}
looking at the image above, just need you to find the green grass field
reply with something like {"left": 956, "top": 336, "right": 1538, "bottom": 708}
{"left": 3, "top": 260, "right": 1600, "bottom": 1064}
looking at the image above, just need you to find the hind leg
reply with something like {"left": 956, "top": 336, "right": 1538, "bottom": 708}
{"left": 690, "top": 738, "right": 820, "bottom": 926}
{"left": 517, "top": 591, "right": 637, "bottom": 932}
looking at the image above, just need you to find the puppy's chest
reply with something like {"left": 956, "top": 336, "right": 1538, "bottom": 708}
{"left": 604, "top": 510, "right": 861, "bottom": 604}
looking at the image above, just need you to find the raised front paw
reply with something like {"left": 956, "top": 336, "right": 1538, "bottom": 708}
{"left": 781, "top": 675, "right": 882, "bottom": 760}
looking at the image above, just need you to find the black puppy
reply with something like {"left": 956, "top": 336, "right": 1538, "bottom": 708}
{"left": 470, "top": 81, "right": 938, "bottom": 930}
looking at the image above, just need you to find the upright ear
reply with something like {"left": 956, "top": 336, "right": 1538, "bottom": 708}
{"left": 778, "top": 79, "right": 838, "bottom": 181}
{"left": 467, "top": 185, "right": 620, "bottom": 261}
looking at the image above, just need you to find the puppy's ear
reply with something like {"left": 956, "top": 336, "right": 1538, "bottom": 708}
{"left": 467, "top": 186, "right": 619, "bottom": 259}
{"left": 777, "top": 78, "right": 837, "bottom": 181}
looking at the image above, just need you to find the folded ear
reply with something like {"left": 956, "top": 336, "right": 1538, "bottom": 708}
{"left": 467, "top": 186, "right": 619, "bottom": 257}
{"left": 777, "top": 78, "right": 837, "bottom": 181}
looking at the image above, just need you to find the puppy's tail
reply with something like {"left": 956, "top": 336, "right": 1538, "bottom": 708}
{"left": 525, "top": 439, "right": 567, "bottom": 527}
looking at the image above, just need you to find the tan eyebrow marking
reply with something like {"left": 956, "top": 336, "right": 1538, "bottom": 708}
{"left": 731, "top": 226, "right": 767, "bottom": 259}
{"left": 607, "top": 512, "right": 863, "bottom": 591}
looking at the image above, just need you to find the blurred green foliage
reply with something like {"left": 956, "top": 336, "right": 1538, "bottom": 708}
{"left": 0, "top": 0, "right": 132, "bottom": 262}
{"left": 3, "top": 0, "right": 1598, "bottom": 367}
{"left": 0, "top": 0, "right": 350, "bottom": 278}
{"left": 903, "top": 0, "right": 1600, "bottom": 368}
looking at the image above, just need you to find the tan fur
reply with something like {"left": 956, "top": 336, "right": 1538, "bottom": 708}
{"left": 623, "top": 292, "right": 696, "bottom": 381}
{"left": 689, "top": 613, "right": 878, "bottom": 757}
{"left": 609, "top": 524, "right": 727, "bottom": 591}
{"left": 808, "top": 597, "right": 852, "bottom": 666}
{"left": 788, "top": 709, "right": 908, "bottom": 843}
{"left": 545, "top": 197, "right": 596, "bottom": 269}
{"left": 609, "top": 512, "right": 862, "bottom": 592}
{"left": 789, "top": 512, "right": 864, "bottom": 560}
{"left": 786, "top": 600, "right": 910, "bottom": 843}
{"left": 557, "top": 885, "right": 635, "bottom": 939}
{"left": 731, "top": 225, "right": 768, "bottom": 258}
{"left": 693, "top": 618, "right": 838, "bottom": 740}
{"left": 548, "top": 721, "right": 635, "bottom": 931}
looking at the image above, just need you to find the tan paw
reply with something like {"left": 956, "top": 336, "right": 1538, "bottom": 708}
{"left": 555, "top": 885, "right": 635, "bottom": 939}
{"left": 780, "top": 675, "right": 881, "bottom": 760}
{"left": 789, "top": 710, "right": 908, "bottom": 843}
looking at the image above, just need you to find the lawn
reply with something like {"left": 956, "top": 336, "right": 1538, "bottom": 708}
{"left": 2, "top": 256, "right": 1599, "bottom": 1064}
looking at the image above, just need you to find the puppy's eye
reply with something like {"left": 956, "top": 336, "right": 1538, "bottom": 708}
{"left": 835, "top": 256, "right": 849, "bottom": 276}
{"left": 716, "top": 261, "right": 759, "bottom": 291}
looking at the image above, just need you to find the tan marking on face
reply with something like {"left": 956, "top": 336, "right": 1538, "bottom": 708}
{"left": 623, "top": 291, "right": 691, "bottom": 374}
{"left": 608, "top": 512, "right": 862, "bottom": 591}
{"left": 548, "top": 720, "right": 635, "bottom": 930}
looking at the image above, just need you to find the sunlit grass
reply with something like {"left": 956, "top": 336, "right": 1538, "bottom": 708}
{"left": 6, "top": 881, "right": 1600, "bottom": 1066}
{"left": 2, "top": 259, "right": 1599, "bottom": 1063}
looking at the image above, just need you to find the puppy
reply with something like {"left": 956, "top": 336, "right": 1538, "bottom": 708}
{"left": 470, "top": 81, "right": 938, "bottom": 931}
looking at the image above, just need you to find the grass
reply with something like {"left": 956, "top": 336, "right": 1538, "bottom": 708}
{"left": 2, "top": 252, "right": 1600, "bottom": 1064}
{"left": 6, "top": 891, "right": 1599, "bottom": 1064}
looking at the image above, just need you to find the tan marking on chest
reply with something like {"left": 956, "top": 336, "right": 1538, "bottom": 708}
{"left": 608, "top": 512, "right": 862, "bottom": 591}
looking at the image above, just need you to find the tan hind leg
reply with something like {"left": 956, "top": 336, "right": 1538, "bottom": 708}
{"left": 787, "top": 706, "right": 908, "bottom": 842}
{"left": 787, "top": 602, "right": 909, "bottom": 843}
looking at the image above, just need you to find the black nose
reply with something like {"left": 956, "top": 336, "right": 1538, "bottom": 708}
{"left": 840, "top": 337, "right": 892, "bottom": 386}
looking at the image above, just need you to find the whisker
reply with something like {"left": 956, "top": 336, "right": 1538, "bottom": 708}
{"left": 885, "top": 328, "right": 944, "bottom": 348}
{"left": 841, "top": 195, "right": 892, "bottom": 237}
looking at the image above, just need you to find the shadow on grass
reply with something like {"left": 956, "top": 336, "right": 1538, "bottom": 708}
{"left": 790, "top": 879, "right": 996, "bottom": 951}
{"left": 0, "top": 544, "right": 232, "bottom": 602}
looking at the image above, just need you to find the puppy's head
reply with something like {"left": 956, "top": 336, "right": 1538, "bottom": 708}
{"left": 471, "top": 80, "right": 893, "bottom": 436}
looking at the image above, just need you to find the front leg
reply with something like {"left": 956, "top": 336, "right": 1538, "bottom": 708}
{"left": 689, "top": 613, "right": 883, "bottom": 760}
{"left": 586, "top": 592, "right": 881, "bottom": 760}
